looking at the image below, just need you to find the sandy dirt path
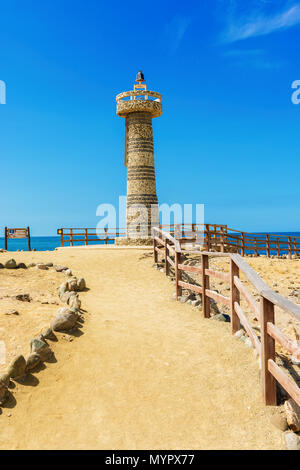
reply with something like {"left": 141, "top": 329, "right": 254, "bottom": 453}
{"left": 0, "top": 249, "right": 283, "bottom": 449}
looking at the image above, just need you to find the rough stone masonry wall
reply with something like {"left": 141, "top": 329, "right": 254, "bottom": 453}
{"left": 126, "top": 111, "right": 158, "bottom": 238}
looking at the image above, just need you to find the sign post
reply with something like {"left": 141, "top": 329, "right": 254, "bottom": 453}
{"left": 4, "top": 227, "right": 31, "bottom": 251}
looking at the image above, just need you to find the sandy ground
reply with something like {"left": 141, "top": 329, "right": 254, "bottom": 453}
{"left": 0, "top": 266, "right": 67, "bottom": 374}
{"left": 0, "top": 249, "right": 287, "bottom": 449}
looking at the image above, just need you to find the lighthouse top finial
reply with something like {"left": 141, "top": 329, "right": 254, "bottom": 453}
{"left": 136, "top": 70, "right": 145, "bottom": 83}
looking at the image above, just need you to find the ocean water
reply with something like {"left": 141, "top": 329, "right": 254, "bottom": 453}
{"left": 0, "top": 233, "right": 299, "bottom": 252}
{"left": 0, "top": 236, "right": 116, "bottom": 251}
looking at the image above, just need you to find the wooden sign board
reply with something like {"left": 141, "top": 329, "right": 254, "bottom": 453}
{"left": 4, "top": 227, "right": 31, "bottom": 251}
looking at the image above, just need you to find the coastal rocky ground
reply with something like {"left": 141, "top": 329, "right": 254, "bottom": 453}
{"left": 0, "top": 248, "right": 298, "bottom": 449}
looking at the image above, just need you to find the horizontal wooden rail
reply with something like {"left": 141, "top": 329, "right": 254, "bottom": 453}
{"left": 268, "top": 360, "right": 300, "bottom": 407}
{"left": 267, "top": 322, "right": 300, "bottom": 360}
{"left": 206, "top": 289, "right": 230, "bottom": 306}
{"left": 234, "top": 302, "right": 261, "bottom": 355}
{"left": 234, "top": 276, "right": 260, "bottom": 319}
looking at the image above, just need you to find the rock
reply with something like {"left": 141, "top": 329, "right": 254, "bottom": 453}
{"left": 244, "top": 337, "right": 254, "bottom": 348}
{"left": 234, "top": 329, "right": 244, "bottom": 339}
{"left": 69, "top": 296, "right": 81, "bottom": 310}
{"left": 58, "top": 282, "right": 68, "bottom": 298}
{"left": 66, "top": 292, "right": 78, "bottom": 304}
{"left": 0, "top": 383, "right": 7, "bottom": 405}
{"left": 7, "top": 355, "right": 26, "bottom": 379}
{"left": 0, "top": 263, "right": 4, "bottom": 269}
{"left": 37, "top": 263, "right": 49, "bottom": 270}
{"left": 42, "top": 327, "right": 56, "bottom": 341}
{"left": 291, "top": 353, "right": 300, "bottom": 366}
{"left": 5, "top": 309, "right": 19, "bottom": 316}
{"left": 76, "top": 278, "right": 86, "bottom": 291}
{"left": 283, "top": 431, "right": 300, "bottom": 450}
{"left": 17, "top": 262, "right": 27, "bottom": 269}
{"left": 30, "top": 338, "right": 52, "bottom": 361}
{"left": 51, "top": 308, "right": 77, "bottom": 331}
{"left": 284, "top": 399, "right": 300, "bottom": 432}
{"left": 64, "top": 269, "right": 72, "bottom": 276}
{"left": 45, "top": 262, "right": 53, "bottom": 267}
{"left": 270, "top": 413, "right": 288, "bottom": 431}
{"left": 66, "top": 279, "right": 78, "bottom": 292}
{"left": 212, "top": 313, "right": 230, "bottom": 323}
{"left": 54, "top": 265, "right": 68, "bottom": 272}
{"left": 14, "top": 293, "right": 31, "bottom": 302}
{"left": 5, "top": 259, "right": 17, "bottom": 269}
{"left": 28, "top": 263, "right": 36, "bottom": 267}
{"left": 0, "top": 373, "right": 10, "bottom": 388}
{"left": 26, "top": 353, "right": 41, "bottom": 371}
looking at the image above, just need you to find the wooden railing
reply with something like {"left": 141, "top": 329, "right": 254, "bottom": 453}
{"left": 57, "top": 228, "right": 126, "bottom": 246}
{"left": 163, "top": 224, "right": 300, "bottom": 258}
{"left": 57, "top": 224, "right": 300, "bottom": 257}
{"left": 153, "top": 227, "right": 300, "bottom": 407}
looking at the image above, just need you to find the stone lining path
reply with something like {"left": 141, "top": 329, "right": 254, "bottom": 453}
{"left": 0, "top": 249, "right": 283, "bottom": 449}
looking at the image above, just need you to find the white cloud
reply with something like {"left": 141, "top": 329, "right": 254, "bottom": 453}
{"left": 165, "top": 16, "right": 191, "bottom": 53}
{"left": 223, "top": 3, "right": 300, "bottom": 42}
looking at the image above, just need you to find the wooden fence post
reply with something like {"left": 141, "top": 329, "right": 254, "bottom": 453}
{"left": 241, "top": 232, "right": 245, "bottom": 256}
{"left": 205, "top": 224, "right": 211, "bottom": 252}
{"left": 4, "top": 227, "right": 7, "bottom": 250}
{"left": 70, "top": 229, "right": 73, "bottom": 247}
{"left": 288, "top": 236, "right": 292, "bottom": 260}
{"left": 201, "top": 254, "right": 210, "bottom": 318}
{"left": 104, "top": 228, "right": 108, "bottom": 245}
{"left": 153, "top": 236, "right": 158, "bottom": 263}
{"left": 254, "top": 238, "right": 258, "bottom": 257}
{"left": 220, "top": 227, "right": 224, "bottom": 253}
{"left": 276, "top": 238, "right": 280, "bottom": 257}
{"left": 175, "top": 251, "right": 182, "bottom": 299}
{"left": 260, "top": 296, "right": 277, "bottom": 406}
{"left": 60, "top": 230, "right": 64, "bottom": 247}
{"left": 85, "top": 229, "right": 88, "bottom": 246}
{"left": 27, "top": 226, "right": 31, "bottom": 252}
{"left": 266, "top": 234, "right": 270, "bottom": 258}
{"left": 230, "top": 259, "right": 240, "bottom": 334}
{"left": 165, "top": 238, "right": 169, "bottom": 276}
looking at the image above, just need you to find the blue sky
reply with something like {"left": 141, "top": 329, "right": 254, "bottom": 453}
{"left": 0, "top": 0, "right": 299, "bottom": 235}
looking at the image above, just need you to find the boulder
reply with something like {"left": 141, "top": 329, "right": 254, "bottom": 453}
{"left": 5, "top": 259, "right": 17, "bottom": 269}
{"left": 14, "top": 293, "right": 31, "bottom": 302}
{"left": 30, "top": 338, "right": 52, "bottom": 361}
{"left": 66, "top": 279, "right": 78, "bottom": 292}
{"left": 0, "top": 263, "right": 4, "bottom": 269}
{"left": 37, "top": 264, "right": 49, "bottom": 270}
{"left": 54, "top": 265, "right": 68, "bottom": 272}
{"left": 76, "top": 278, "right": 86, "bottom": 291}
{"left": 284, "top": 399, "right": 300, "bottom": 432}
{"left": 64, "top": 269, "right": 72, "bottom": 276}
{"left": 7, "top": 355, "right": 26, "bottom": 379}
{"left": 0, "top": 383, "right": 7, "bottom": 405}
{"left": 69, "top": 296, "right": 81, "bottom": 310}
{"left": 270, "top": 413, "right": 288, "bottom": 431}
{"left": 51, "top": 309, "right": 77, "bottom": 332}
{"left": 283, "top": 431, "right": 300, "bottom": 450}
{"left": 28, "top": 263, "right": 36, "bottom": 268}
{"left": 17, "top": 263, "right": 27, "bottom": 269}
{"left": 26, "top": 353, "right": 41, "bottom": 371}
{"left": 62, "top": 291, "right": 77, "bottom": 304}
{"left": 45, "top": 262, "right": 53, "bottom": 267}
{"left": 42, "top": 327, "right": 56, "bottom": 341}
{"left": 0, "top": 373, "right": 10, "bottom": 388}
{"left": 212, "top": 313, "right": 230, "bottom": 323}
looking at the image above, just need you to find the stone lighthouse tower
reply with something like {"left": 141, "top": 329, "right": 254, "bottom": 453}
{"left": 116, "top": 71, "right": 162, "bottom": 243}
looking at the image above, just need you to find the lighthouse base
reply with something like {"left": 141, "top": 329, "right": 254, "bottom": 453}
{"left": 114, "top": 237, "right": 153, "bottom": 247}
